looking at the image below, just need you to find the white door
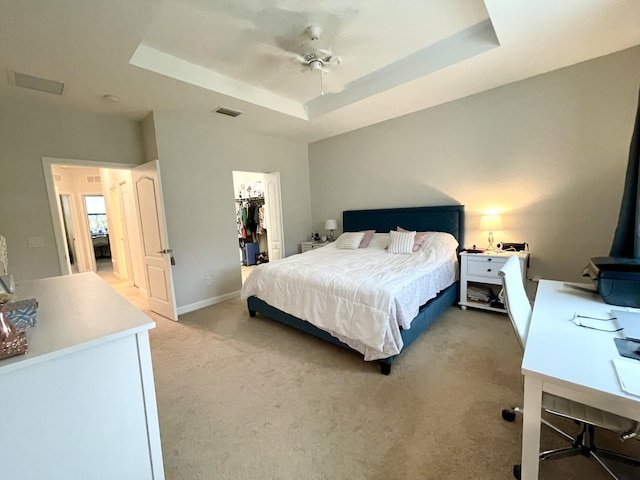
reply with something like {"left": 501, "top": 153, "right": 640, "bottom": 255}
{"left": 108, "top": 185, "right": 128, "bottom": 280}
{"left": 263, "top": 172, "right": 285, "bottom": 261}
{"left": 75, "top": 195, "right": 95, "bottom": 273}
{"left": 58, "top": 194, "right": 75, "bottom": 273}
{"left": 132, "top": 160, "right": 178, "bottom": 321}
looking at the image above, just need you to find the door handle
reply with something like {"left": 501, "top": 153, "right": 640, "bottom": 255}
{"left": 157, "top": 249, "right": 173, "bottom": 254}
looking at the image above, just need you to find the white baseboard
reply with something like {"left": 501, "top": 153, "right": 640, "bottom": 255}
{"left": 177, "top": 290, "right": 240, "bottom": 315}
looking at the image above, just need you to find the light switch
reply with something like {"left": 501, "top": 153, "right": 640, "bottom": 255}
{"left": 27, "top": 236, "right": 44, "bottom": 248}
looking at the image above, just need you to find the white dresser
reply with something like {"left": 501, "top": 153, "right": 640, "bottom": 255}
{"left": 459, "top": 251, "right": 529, "bottom": 313}
{"left": 0, "top": 273, "right": 164, "bottom": 480}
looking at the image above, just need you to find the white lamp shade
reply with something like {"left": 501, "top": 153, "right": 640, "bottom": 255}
{"left": 479, "top": 214, "right": 503, "bottom": 232}
{"left": 324, "top": 219, "right": 338, "bottom": 230}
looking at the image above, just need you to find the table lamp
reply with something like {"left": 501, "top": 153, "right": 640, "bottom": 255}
{"left": 324, "top": 219, "right": 338, "bottom": 241}
{"left": 479, "top": 214, "right": 502, "bottom": 251}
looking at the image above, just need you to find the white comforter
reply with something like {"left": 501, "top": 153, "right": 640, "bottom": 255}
{"left": 240, "top": 232, "right": 458, "bottom": 360}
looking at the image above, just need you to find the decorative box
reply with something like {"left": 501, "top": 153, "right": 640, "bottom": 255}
{"left": 1, "top": 298, "right": 38, "bottom": 332}
{"left": 0, "top": 329, "right": 27, "bottom": 360}
{"left": 0, "top": 307, "right": 28, "bottom": 360}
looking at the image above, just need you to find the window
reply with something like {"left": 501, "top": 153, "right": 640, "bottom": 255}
{"left": 85, "top": 196, "right": 109, "bottom": 236}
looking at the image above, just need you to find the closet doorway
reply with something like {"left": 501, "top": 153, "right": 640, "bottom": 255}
{"left": 232, "top": 171, "right": 285, "bottom": 283}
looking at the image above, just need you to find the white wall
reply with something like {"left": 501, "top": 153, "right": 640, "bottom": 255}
{"left": 309, "top": 46, "right": 640, "bottom": 282}
{"left": 0, "top": 94, "right": 144, "bottom": 281}
{"left": 151, "top": 112, "right": 311, "bottom": 310}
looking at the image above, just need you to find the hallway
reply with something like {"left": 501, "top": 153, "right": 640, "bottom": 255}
{"left": 95, "top": 259, "right": 165, "bottom": 323}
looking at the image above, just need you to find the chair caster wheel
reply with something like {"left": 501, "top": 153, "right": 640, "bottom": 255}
{"left": 513, "top": 464, "right": 521, "bottom": 479}
{"left": 502, "top": 409, "right": 517, "bottom": 422}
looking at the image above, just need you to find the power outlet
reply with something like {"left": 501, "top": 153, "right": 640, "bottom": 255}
{"left": 205, "top": 276, "right": 212, "bottom": 285}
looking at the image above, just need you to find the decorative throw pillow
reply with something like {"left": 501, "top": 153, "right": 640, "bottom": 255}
{"left": 397, "top": 226, "right": 429, "bottom": 252}
{"left": 336, "top": 231, "right": 366, "bottom": 250}
{"left": 388, "top": 230, "right": 416, "bottom": 254}
{"left": 359, "top": 230, "right": 376, "bottom": 248}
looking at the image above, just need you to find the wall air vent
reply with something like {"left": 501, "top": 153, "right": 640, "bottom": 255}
{"left": 13, "top": 72, "right": 64, "bottom": 95}
{"left": 86, "top": 175, "right": 101, "bottom": 184}
{"left": 53, "top": 174, "right": 62, "bottom": 183}
{"left": 213, "top": 106, "right": 243, "bottom": 118}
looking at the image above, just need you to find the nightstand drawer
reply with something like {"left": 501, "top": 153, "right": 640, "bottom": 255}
{"left": 466, "top": 257, "right": 507, "bottom": 279}
{"left": 300, "top": 241, "right": 329, "bottom": 253}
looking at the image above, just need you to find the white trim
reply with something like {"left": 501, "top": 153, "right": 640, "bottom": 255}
{"left": 42, "top": 157, "right": 135, "bottom": 276}
{"left": 176, "top": 291, "right": 240, "bottom": 315}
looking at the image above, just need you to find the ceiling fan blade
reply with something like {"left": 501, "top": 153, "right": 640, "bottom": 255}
{"left": 316, "top": 48, "right": 333, "bottom": 58}
{"left": 327, "top": 55, "right": 341, "bottom": 69}
{"left": 291, "top": 57, "right": 309, "bottom": 74}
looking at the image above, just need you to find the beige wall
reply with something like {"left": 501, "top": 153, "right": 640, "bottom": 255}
{"left": 0, "top": 94, "right": 144, "bottom": 281}
{"left": 309, "top": 46, "right": 640, "bottom": 282}
{"left": 152, "top": 112, "right": 311, "bottom": 309}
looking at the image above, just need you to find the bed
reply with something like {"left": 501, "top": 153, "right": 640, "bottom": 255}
{"left": 242, "top": 205, "right": 465, "bottom": 374}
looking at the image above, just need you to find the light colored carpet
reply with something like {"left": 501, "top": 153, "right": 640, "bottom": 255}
{"left": 97, "top": 270, "right": 640, "bottom": 479}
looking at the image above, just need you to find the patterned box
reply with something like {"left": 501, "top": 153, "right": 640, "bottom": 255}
{"left": 2, "top": 298, "right": 38, "bottom": 332}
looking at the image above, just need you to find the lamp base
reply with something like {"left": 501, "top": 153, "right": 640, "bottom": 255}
{"left": 486, "top": 232, "right": 495, "bottom": 251}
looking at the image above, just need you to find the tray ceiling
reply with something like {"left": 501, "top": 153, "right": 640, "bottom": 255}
{"left": 1, "top": 0, "right": 639, "bottom": 141}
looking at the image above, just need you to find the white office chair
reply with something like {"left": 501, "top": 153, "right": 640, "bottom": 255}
{"left": 499, "top": 254, "right": 640, "bottom": 480}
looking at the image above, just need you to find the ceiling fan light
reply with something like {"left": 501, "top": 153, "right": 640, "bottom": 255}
{"left": 309, "top": 59, "right": 323, "bottom": 72}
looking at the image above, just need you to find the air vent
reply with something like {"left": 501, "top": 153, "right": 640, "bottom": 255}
{"left": 213, "top": 106, "right": 243, "bottom": 118}
{"left": 86, "top": 175, "right": 101, "bottom": 184}
{"left": 53, "top": 174, "right": 62, "bottom": 183}
{"left": 13, "top": 72, "right": 64, "bottom": 95}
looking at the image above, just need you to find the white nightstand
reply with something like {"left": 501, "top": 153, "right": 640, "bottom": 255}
{"left": 300, "top": 241, "right": 330, "bottom": 253}
{"left": 459, "top": 251, "right": 529, "bottom": 313}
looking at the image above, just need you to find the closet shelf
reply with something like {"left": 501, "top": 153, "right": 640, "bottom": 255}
{"left": 235, "top": 197, "right": 264, "bottom": 202}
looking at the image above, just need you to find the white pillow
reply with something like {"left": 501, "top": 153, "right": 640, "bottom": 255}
{"left": 368, "top": 233, "right": 390, "bottom": 249}
{"left": 418, "top": 232, "right": 460, "bottom": 255}
{"left": 388, "top": 230, "right": 416, "bottom": 254}
{"left": 336, "top": 231, "right": 366, "bottom": 250}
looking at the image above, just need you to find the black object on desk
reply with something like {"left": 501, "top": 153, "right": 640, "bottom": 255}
{"left": 583, "top": 256, "right": 640, "bottom": 307}
{"left": 614, "top": 337, "right": 640, "bottom": 361}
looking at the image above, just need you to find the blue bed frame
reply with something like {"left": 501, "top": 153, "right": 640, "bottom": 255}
{"left": 247, "top": 205, "right": 465, "bottom": 374}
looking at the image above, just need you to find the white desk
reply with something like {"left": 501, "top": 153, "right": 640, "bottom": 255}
{"left": 521, "top": 280, "right": 640, "bottom": 479}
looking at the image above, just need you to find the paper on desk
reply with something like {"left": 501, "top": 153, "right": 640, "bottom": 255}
{"left": 612, "top": 310, "right": 640, "bottom": 341}
{"left": 612, "top": 357, "right": 640, "bottom": 397}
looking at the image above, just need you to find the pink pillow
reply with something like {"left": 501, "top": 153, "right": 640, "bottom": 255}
{"left": 359, "top": 230, "right": 376, "bottom": 248}
{"left": 397, "top": 226, "right": 429, "bottom": 252}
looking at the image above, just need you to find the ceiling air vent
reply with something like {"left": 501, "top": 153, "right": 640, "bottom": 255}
{"left": 213, "top": 106, "right": 243, "bottom": 118}
{"left": 12, "top": 72, "right": 64, "bottom": 95}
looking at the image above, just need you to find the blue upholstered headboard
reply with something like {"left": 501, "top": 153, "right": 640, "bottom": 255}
{"left": 342, "top": 205, "right": 465, "bottom": 252}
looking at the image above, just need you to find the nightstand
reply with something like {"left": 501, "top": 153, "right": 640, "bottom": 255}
{"left": 459, "top": 251, "right": 529, "bottom": 313}
{"left": 300, "top": 241, "right": 330, "bottom": 253}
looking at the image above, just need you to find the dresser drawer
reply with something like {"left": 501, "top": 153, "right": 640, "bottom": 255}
{"left": 466, "top": 256, "right": 507, "bottom": 279}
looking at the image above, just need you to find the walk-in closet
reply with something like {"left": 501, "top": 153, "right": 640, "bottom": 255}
{"left": 233, "top": 171, "right": 270, "bottom": 282}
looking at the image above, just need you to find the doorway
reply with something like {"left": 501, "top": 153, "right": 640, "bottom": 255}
{"left": 232, "top": 170, "right": 285, "bottom": 283}
{"left": 84, "top": 195, "right": 112, "bottom": 274}
{"left": 43, "top": 157, "right": 178, "bottom": 321}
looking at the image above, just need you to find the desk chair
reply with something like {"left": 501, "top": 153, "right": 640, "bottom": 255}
{"left": 92, "top": 236, "right": 110, "bottom": 259}
{"left": 498, "top": 254, "right": 640, "bottom": 480}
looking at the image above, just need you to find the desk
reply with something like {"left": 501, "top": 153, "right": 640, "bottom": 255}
{"left": 521, "top": 280, "right": 640, "bottom": 479}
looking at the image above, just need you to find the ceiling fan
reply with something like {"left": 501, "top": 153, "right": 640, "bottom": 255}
{"left": 276, "top": 24, "right": 343, "bottom": 95}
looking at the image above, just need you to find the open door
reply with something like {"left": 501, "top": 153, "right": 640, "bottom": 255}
{"left": 263, "top": 172, "right": 285, "bottom": 261}
{"left": 132, "top": 160, "right": 178, "bottom": 321}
